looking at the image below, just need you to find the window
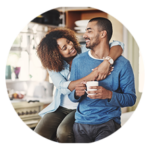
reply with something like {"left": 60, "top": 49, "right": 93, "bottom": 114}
{"left": 29, "top": 48, "right": 47, "bottom": 81}
{"left": 5, "top": 23, "right": 51, "bottom": 81}
{"left": 6, "top": 23, "right": 48, "bottom": 81}
{"left": 12, "top": 34, "right": 22, "bottom": 47}
{"left": 139, "top": 47, "right": 150, "bottom": 93}
{"left": 5, "top": 51, "right": 20, "bottom": 79}
{"left": 6, "top": 51, "right": 21, "bottom": 67}
{"left": 7, "top": 32, "right": 30, "bottom": 80}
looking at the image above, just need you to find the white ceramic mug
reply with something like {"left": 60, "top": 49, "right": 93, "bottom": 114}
{"left": 86, "top": 81, "right": 99, "bottom": 95}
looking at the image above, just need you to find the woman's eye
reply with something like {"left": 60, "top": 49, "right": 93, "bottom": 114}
{"left": 63, "top": 47, "right": 67, "bottom": 50}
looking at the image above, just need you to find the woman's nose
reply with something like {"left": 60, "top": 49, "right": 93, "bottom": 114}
{"left": 68, "top": 42, "right": 73, "bottom": 49}
{"left": 67, "top": 45, "right": 72, "bottom": 50}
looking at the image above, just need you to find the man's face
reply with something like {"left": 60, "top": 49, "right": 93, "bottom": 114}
{"left": 83, "top": 21, "right": 101, "bottom": 49}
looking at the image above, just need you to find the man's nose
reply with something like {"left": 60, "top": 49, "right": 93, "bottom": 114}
{"left": 83, "top": 33, "right": 85, "bottom": 38}
{"left": 83, "top": 32, "right": 87, "bottom": 39}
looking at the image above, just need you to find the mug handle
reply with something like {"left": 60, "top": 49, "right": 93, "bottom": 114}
{"left": 85, "top": 90, "right": 88, "bottom": 94}
{"left": 81, "top": 81, "right": 87, "bottom": 94}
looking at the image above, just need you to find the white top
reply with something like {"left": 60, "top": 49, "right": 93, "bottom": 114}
{"left": 60, "top": 72, "right": 78, "bottom": 109}
{"left": 88, "top": 50, "right": 104, "bottom": 60}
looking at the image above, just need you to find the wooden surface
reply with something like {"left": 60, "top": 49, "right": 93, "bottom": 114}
{"left": 66, "top": 9, "right": 107, "bottom": 30}
{"left": 81, "top": 12, "right": 107, "bottom": 20}
{"left": 66, "top": 11, "right": 81, "bottom": 29}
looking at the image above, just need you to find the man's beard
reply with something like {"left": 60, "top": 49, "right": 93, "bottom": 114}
{"left": 86, "top": 34, "right": 100, "bottom": 49}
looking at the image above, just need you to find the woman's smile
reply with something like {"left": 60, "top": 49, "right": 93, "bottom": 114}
{"left": 70, "top": 48, "right": 76, "bottom": 54}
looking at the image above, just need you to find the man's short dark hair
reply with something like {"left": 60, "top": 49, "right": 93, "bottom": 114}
{"left": 89, "top": 17, "right": 113, "bottom": 41}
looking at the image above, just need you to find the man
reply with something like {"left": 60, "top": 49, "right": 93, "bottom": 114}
{"left": 68, "top": 17, "right": 136, "bottom": 143}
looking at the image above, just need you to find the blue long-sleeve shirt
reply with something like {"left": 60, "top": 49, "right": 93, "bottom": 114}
{"left": 69, "top": 51, "right": 136, "bottom": 125}
{"left": 39, "top": 41, "right": 124, "bottom": 117}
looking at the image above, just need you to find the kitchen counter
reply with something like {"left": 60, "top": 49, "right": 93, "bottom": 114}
{"left": 6, "top": 79, "right": 29, "bottom": 83}
{"left": 11, "top": 96, "right": 53, "bottom": 104}
{"left": 5, "top": 98, "right": 46, "bottom": 136}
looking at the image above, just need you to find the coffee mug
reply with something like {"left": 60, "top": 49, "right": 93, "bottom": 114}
{"left": 85, "top": 81, "right": 99, "bottom": 95}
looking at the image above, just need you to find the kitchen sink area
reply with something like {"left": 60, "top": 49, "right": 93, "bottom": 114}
{"left": 6, "top": 80, "right": 54, "bottom": 103}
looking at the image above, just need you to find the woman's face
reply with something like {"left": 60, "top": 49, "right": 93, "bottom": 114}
{"left": 57, "top": 38, "right": 77, "bottom": 60}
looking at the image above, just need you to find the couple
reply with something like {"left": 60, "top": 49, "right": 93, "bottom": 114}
{"left": 34, "top": 17, "right": 136, "bottom": 143}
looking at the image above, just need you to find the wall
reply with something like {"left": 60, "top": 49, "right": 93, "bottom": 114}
{"left": 108, "top": 12, "right": 150, "bottom": 47}
{"left": 128, "top": 29, "right": 150, "bottom": 110}
{"left": 108, "top": 15, "right": 123, "bottom": 43}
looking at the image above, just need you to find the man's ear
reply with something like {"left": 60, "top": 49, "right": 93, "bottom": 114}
{"left": 101, "top": 30, "right": 107, "bottom": 38}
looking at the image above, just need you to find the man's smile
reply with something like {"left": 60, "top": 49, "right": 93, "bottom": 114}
{"left": 85, "top": 38, "right": 90, "bottom": 44}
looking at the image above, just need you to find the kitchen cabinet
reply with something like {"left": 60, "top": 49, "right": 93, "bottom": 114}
{"left": 59, "top": 6, "right": 150, "bottom": 30}
{"left": 5, "top": 81, "right": 53, "bottom": 136}
{"left": 64, "top": 8, "right": 107, "bottom": 30}
{"left": 11, "top": 101, "right": 52, "bottom": 128}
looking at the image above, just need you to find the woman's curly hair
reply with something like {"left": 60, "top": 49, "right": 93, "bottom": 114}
{"left": 36, "top": 28, "right": 81, "bottom": 72}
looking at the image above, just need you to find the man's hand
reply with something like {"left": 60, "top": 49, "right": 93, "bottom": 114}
{"left": 92, "top": 60, "right": 114, "bottom": 81}
{"left": 87, "top": 86, "right": 112, "bottom": 99}
{"left": 75, "top": 81, "right": 86, "bottom": 99}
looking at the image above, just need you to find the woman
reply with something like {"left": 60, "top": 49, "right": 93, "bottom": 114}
{"left": 34, "top": 28, "right": 124, "bottom": 142}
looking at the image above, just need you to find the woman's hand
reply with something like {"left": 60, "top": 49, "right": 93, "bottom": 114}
{"left": 92, "top": 60, "right": 114, "bottom": 81}
{"left": 89, "top": 69, "right": 99, "bottom": 81}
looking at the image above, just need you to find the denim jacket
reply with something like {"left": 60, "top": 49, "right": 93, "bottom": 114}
{"left": 39, "top": 41, "right": 124, "bottom": 117}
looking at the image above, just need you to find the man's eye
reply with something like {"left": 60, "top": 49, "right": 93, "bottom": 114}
{"left": 88, "top": 31, "right": 91, "bottom": 33}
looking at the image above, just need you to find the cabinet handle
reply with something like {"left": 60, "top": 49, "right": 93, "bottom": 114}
{"left": 28, "top": 100, "right": 39, "bottom": 103}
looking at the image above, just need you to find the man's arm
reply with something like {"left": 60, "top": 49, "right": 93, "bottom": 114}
{"left": 87, "top": 61, "right": 136, "bottom": 107}
{"left": 108, "top": 61, "right": 136, "bottom": 107}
